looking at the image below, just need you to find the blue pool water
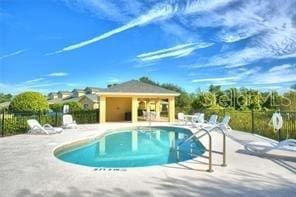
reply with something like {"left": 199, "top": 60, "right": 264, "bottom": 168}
{"left": 56, "top": 126, "right": 205, "bottom": 168}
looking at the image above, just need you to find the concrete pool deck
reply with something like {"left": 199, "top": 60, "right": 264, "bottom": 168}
{"left": 0, "top": 122, "right": 295, "bottom": 197}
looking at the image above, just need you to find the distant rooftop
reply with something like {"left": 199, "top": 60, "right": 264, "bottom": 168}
{"left": 79, "top": 94, "right": 99, "bottom": 102}
{"left": 72, "top": 89, "right": 84, "bottom": 93}
{"left": 57, "top": 91, "right": 72, "bottom": 94}
{"left": 84, "top": 87, "right": 106, "bottom": 92}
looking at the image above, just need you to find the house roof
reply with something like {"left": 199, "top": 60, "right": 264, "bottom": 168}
{"left": 72, "top": 89, "right": 85, "bottom": 93}
{"left": 48, "top": 97, "right": 80, "bottom": 104}
{"left": 79, "top": 94, "right": 99, "bottom": 102}
{"left": 0, "top": 101, "right": 10, "bottom": 109}
{"left": 84, "top": 87, "right": 106, "bottom": 92}
{"left": 102, "top": 80, "right": 179, "bottom": 95}
{"left": 57, "top": 91, "right": 72, "bottom": 94}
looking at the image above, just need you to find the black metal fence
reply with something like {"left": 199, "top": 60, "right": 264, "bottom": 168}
{"left": 200, "top": 109, "right": 296, "bottom": 141}
{"left": 0, "top": 110, "right": 100, "bottom": 136}
{"left": 1, "top": 108, "right": 295, "bottom": 141}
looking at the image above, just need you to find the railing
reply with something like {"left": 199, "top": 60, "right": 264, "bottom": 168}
{"left": 177, "top": 128, "right": 214, "bottom": 172}
{"left": 199, "top": 109, "right": 296, "bottom": 141}
{"left": 0, "top": 109, "right": 100, "bottom": 137}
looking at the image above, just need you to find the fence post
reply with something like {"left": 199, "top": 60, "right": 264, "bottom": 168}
{"left": 55, "top": 112, "right": 58, "bottom": 126}
{"left": 1, "top": 110, "right": 5, "bottom": 137}
{"left": 96, "top": 109, "right": 100, "bottom": 123}
{"left": 251, "top": 110, "right": 255, "bottom": 133}
{"left": 38, "top": 111, "right": 41, "bottom": 123}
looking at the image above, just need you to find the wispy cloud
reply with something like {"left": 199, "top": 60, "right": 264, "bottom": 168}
{"left": 192, "top": 76, "right": 238, "bottom": 83}
{"left": 191, "top": 67, "right": 260, "bottom": 86}
{"left": 137, "top": 42, "right": 213, "bottom": 61}
{"left": 268, "top": 64, "right": 293, "bottom": 72}
{"left": 0, "top": 81, "right": 62, "bottom": 94}
{"left": 48, "top": 4, "right": 173, "bottom": 54}
{"left": 47, "top": 72, "right": 69, "bottom": 77}
{"left": 0, "top": 49, "right": 28, "bottom": 60}
{"left": 251, "top": 64, "right": 296, "bottom": 85}
{"left": 24, "top": 78, "right": 45, "bottom": 83}
{"left": 184, "top": 0, "right": 234, "bottom": 14}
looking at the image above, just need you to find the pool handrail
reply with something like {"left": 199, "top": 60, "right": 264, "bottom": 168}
{"left": 177, "top": 128, "right": 213, "bottom": 172}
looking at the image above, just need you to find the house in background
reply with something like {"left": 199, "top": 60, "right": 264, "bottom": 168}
{"left": 48, "top": 92, "right": 58, "bottom": 100}
{"left": 47, "top": 80, "right": 179, "bottom": 123}
{"left": 72, "top": 89, "right": 85, "bottom": 97}
{"left": 57, "top": 91, "right": 72, "bottom": 99}
{"left": 84, "top": 87, "right": 105, "bottom": 95}
{"left": 79, "top": 94, "right": 99, "bottom": 110}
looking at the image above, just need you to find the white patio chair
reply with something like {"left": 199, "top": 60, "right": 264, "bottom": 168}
{"left": 245, "top": 139, "right": 296, "bottom": 154}
{"left": 62, "top": 114, "right": 77, "bottom": 129}
{"left": 191, "top": 113, "right": 200, "bottom": 123}
{"left": 177, "top": 113, "right": 185, "bottom": 125}
{"left": 27, "top": 119, "right": 63, "bottom": 135}
{"left": 202, "top": 115, "right": 231, "bottom": 131}
{"left": 143, "top": 111, "right": 147, "bottom": 118}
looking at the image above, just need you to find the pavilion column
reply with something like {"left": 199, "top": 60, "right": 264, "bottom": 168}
{"left": 155, "top": 99, "right": 161, "bottom": 119}
{"left": 132, "top": 97, "right": 138, "bottom": 123}
{"left": 99, "top": 96, "right": 106, "bottom": 123}
{"left": 168, "top": 97, "right": 175, "bottom": 122}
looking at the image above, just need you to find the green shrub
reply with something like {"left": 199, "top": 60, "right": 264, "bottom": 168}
{"left": 64, "top": 101, "right": 83, "bottom": 112}
{"left": 49, "top": 103, "right": 63, "bottom": 112}
{"left": 9, "top": 92, "right": 49, "bottom": 113}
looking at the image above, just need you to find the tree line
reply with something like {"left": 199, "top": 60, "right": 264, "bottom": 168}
{"left": 1, "top": 77, "right": 295, "bottom": 113}
{"left": 138, "top": 77, "right": 296, "bottom": 113}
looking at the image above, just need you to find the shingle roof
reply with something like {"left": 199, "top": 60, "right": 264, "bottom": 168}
{"left": 48, "top": 97, "right": 80, "bottom": 104}
{"left": 84, "top": 87, "right": 106, "bottom": 92}
{"left": 82, "top": 94, "right": 99, "bottom": 102}
{"left": 72, "top": 89, "right": 84, "bottom": 93}
{"left": 103, "top": 80, "right": 178, "bottom": 94}
{"left": 0, "top": 101, "right": 10, "bottom": 109}
{"left": 57, "top": 91, "right": 72, "bottom": 94}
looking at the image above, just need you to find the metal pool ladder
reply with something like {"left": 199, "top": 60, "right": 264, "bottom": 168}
{"left": 177, "top": 126, "right": 227, "bottom": 173}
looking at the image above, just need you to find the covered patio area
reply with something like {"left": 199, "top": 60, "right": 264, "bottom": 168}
{"left": 97, "top": 80, "right": 180, "bottom": 123}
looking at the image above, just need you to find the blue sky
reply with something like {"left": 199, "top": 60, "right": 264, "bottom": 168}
{"left": 0, "top": 0, "right": 296, "bottom": 94}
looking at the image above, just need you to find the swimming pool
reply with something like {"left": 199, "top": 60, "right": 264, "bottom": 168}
{"left": 55, "top": 126, "right": 205, "bottom": 168}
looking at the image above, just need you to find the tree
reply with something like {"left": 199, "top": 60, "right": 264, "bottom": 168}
{"left": 191, "top": 92, "right": 217, "bottom": 110}
{"left": 107, "top": 83, "right": 118, "bottom": 88}
{"left": 64, "top": 101, "right": 83, "bottom": 112}
{"left": 49, "top": 103, "right": 63, "bottom": 112}
{"left": 9, "top": 92, "right": 49, "bottom": 112}
{"left": 291, "top": 84, "right": 296, "bottom": 90}
{"left": 139, "top": 76, "right": 159, "bottom": 86}
{"left": 209, "top": 85, "right": 224, "bottom": 107}
{"left": 281, "top": 91, "right": 296, "bottom": 111}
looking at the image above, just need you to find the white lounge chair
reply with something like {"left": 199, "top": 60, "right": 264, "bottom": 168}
{"left": 205, "top": 115, "right": 231, "bottom": 131}
{"left": 245, "top": 139, "right": 296, "bottom": 154}
{"left": 62, "top": 114, "right": 77, "bottom": 129}
{"left": 207, "top": 114, "right": 218, "bottom": 125}
{"left": 193, "top": 114, "right": 217, "bottom": 128}
{"left": 27, "top": 119, "right": 63, "bottom": 135}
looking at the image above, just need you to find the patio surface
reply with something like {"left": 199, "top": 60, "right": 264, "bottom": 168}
{"left": 0, "top": 122, "right": 295, "bottom": 197}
